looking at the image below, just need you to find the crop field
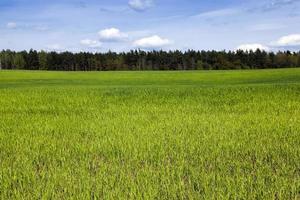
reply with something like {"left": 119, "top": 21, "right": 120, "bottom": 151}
{"left": 0, "top": 69, "right": 300, "bottom": 199}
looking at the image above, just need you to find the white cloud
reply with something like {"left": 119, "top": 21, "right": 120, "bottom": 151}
{"left": 80, "top": 39, "right": 102, "bottom": 48}
{"left": 236, "top": 43, "right": 269, "bottom": 51}
{"left": 5, "top": 22, "right": 50, "bottom": 31}
{"left": 193, "top": 8, "right": 241, "bottom": 18}
{"left": 128, "top": 0, "right": 153, "bottom": 11}
{"left": 98, "top": 28, "right": 128, "bottom": 42}
{"left": 133, "top": 35, "right": 172, "bottom": 48}
{"left": 46, "top": 44, "right": 63, "bottom": 51}
{"left": 7, "top": 22, "right": 17, "bottom": 29}
{"left": 272, "top": 34, "right": 300, "bottom": 47}
{"left": 263, "top": 0, "right": 299, "bottom": 11}
{"left": 35, "top": 25, "right": 49, "bottom": 31}
{"left": 248, "top": 23, "right": 285, "bottom": 31}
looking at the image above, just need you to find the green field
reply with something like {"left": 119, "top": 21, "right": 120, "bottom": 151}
{"left": 0, "top": 69, "right": 300, "bottom": 199}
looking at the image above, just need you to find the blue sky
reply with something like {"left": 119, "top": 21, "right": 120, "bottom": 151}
{"left": 0, "top": 0, "right": 300, "bottom": 52}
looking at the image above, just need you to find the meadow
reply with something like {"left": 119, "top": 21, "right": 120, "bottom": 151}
{"left": 0, "top": 69, "right": 299, "bottom": 199}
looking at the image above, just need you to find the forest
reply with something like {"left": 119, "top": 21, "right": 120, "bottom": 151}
{"left": 0, "top": 49, "right": 300, "bottom": 71}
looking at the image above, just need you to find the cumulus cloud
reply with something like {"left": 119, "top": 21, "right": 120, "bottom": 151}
{"left": 128, "top": 0, "right": 153, "bottom": 11}
{"left": 80, "top": 39, "right": 102, "bottom": 48}
{"left": 272, "top": 34, "right": 300, "bottom": 47}
{"left": 133, "top": 35, "right": 172, "bottom": 49}
{"left": 7, "top": 22, "right": 17, "bottom": 29}
{"left": 98, "top": 28, "right": 128, "bottom": 42}
{"left": 236, "top": 43, "right": 269, "bottom": 51}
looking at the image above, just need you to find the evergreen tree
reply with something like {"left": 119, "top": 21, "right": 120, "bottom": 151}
{"left": 38, "top": 51, "right": 48, "bottom": 70}
{"left": 27, "top": 49, "right": 39, "bottom": 70}
{"left": 0, "top": 49, "right": 299, "bottom": 71}
{"left": 13, "top": 53, "right": 26, "bottom": 69}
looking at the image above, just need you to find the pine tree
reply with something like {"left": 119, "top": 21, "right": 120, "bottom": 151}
{"left": 38, "top": 51, "right": 48, "bottom": 70}
{"left": 13, "top": 53, "right": 26, "bottom": 69}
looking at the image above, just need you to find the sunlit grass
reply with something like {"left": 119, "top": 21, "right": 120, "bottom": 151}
{"left": 0, "top": 69, "right": 299, "bottom": 199}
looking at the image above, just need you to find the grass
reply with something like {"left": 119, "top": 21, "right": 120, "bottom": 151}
{"left": 0, "top": 69, "right": 299, "bottom": 199}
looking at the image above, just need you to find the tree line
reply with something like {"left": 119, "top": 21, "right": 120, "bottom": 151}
{"left": 0, "top": 49, "right": 300, "bottom": 71}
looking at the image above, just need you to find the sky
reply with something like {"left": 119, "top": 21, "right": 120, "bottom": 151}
{"left": 0, "top": 0, "right": 300, "bottom": 52}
